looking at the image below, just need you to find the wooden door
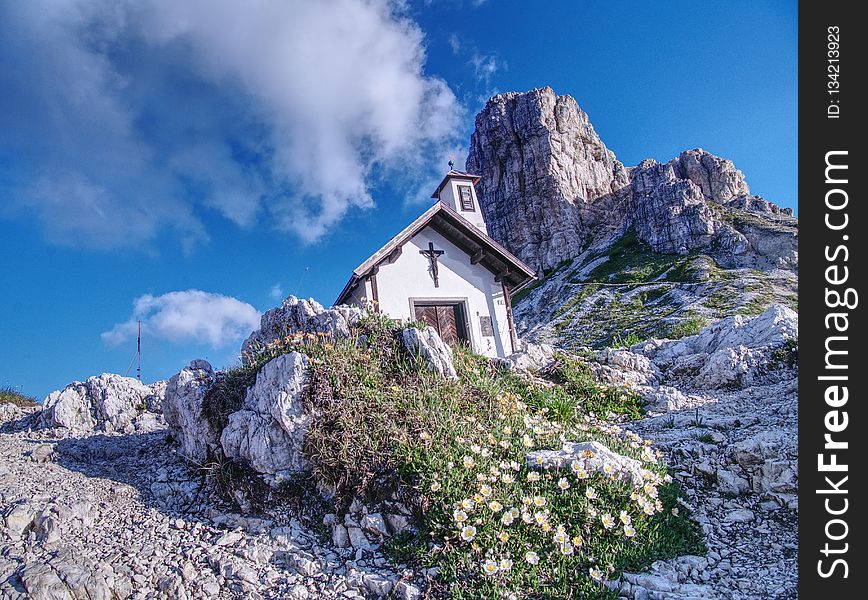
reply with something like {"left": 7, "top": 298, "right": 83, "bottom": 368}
{"left": 413, "top": 304, "right": 466, "bottom": 346}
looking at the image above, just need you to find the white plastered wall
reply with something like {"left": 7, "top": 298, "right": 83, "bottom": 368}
{"left": 372, "top": 226, "right": 512, "bottom": 358}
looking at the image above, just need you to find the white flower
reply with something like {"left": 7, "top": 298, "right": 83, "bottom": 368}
{"left": 480, "top": 484, "right": 492, "bottom": 498}
{"left": 476, "top": 473, "right": 487, "bottom": 482}
{"left": 557, "top": 477, "right": 570, "bottom": 491}
{"left": 534, "top": 511, "right": 549, "bottom": 525}
{"left": 526, "top": 471, "right": 541, "bottom": 482}
{"left": 497, "top": 530, "right": 510, "bottom": 543}
{"left": 570, "top": 460, "right": 581, "bottom": 473}
{"left": 671, "top": 507, "right": 680, "bottom": 516}
{"left": 509, "top": 461, "right": 521, "bottom": 471}
{"left": 463, "top": 456, "right": 475, "bottom": 469}
{"left": 488, "top": 501, "right": 503, "bottom": 513}
{"left": 601, "top": 513, "right": 615, "bottom": 529}
{"left": 643, "top": 502, "right": 656, "bottom": 516}
{"left": 525, "top": 550, "right": 540, "bottom": 565}
{"left": 499, "top": 440, "right": 510, "bottom": 449}
{"left": 501, "top": 511, "right": 515, "bottom": 526}
{"left": 619, "top": 510, "right": 631, "bottom": 525}
{"left": 624, "top": 524, "right": 636, "bottom": 537}
{"left": 521, "top": 511, "right": 534, "bottom": 524}
{"left": 499, "top": 558, "right": 513, "bottom": 572}
{"left": 509, "top": 507, "right": 520, "bottom": 518}
{"left": 471, "top": 444, "right": 482, "bottom": 454}
{"left": 481, "top": 448, "right": 492, "bottom": 457}
{"left": 460, "top": 525, "right": 477, "bottom": 541}
{"left": 553, "top": 531, "right": 568, "bottom": 545}
{"left": 589, "top": 566, "right": 603, "bottom": 581}
{"left": 603, "top": 463, "right": 615, "bottom": 475}
{"left": 585, "top": 487, "right": 598, "bottom": 500}
{"left": 431, "top": 481, "right": 441, "bottom": 492}
{"left": 501, "top": 474, "right": 515, "bottom": 485}
{"left": 460, "top": 498, "right": 474, "bottom": 510}
{"left": 453, "top": 510, "right": 468, "bottom": 523}
{"left": 482, "top": 559, "right": 498, "bottom": 576}
{"left": 533, "top": 496, "right": 547, "bottom": 508}
{"left": 559, "top": 542, "right": 574, "bottom": 555}
{"left": 522, "top": 434, "right": 534, "bottom": 448}
{"left": 643, "top": 482, "right": 659, "bottom": 498}
{"left": 419, "top": 431, "right": 432, "bottom": 441}
{"left": 577, "top": 468, "right": 589, "bottom": 480}
{"left": 572, "top": 535, "right": 584, "bottom": 547}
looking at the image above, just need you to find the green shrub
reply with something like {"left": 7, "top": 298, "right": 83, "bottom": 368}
{"left": 0, "top": 387, "right": 38, "bottom": 407}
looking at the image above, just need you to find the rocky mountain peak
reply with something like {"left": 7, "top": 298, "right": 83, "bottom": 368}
{"left": 466, "top": 88, "right": 796, "bottom": 273}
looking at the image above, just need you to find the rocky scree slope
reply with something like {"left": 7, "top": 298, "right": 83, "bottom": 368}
{"left": 2, "top": 296, "right": 711, "bottom": 599}
{"left": 466, "top": 87, "right": 797, "bottom": 348}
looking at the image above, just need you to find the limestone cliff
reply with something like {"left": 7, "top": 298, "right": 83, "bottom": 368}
{"left": 465, "top": 87, "right": 798, "bottom": 348}
{"left": 466, "top": 87, "right": 797, "bottom": 274}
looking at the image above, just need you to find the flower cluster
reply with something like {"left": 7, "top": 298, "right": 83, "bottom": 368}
{"left": 423, "top": 391, "right": 676, "bottom": 591}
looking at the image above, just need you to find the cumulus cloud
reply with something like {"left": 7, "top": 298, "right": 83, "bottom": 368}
{"left": 102, "top": 290, "right": 261, "bottom": 348}
{"left": 0, "top": 0, "right": 462, "bottom": 248}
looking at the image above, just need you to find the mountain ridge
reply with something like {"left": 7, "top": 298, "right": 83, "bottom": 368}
{"left": 465, "top": 86, "right": 797, "bottom": 348}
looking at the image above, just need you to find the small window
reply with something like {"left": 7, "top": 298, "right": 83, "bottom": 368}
{"left": 458, "top": 185, "right": 475, "bottom": 211}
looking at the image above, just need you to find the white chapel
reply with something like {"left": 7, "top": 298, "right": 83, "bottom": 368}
{"left": 335, "top": 170, "right": 536, "bottom": 358}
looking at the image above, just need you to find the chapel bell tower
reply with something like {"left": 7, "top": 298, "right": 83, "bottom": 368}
{"left": 431, "top": 167, "right": 488, "bottom": 234}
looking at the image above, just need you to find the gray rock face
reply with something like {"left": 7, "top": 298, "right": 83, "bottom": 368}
{"left": 401, "top": 327, "right": 457, "bottom": 379}
{"left": 466, "top": 87, "right": 629, "bottom": 272}
{"left": 220, "top": 352, "right": 311, "bottom": 478}
{"left": 162, "top": 360, "right": 220, "bottom": 463}
{"left": 466, "top": 87, "right": 797, "bottom": 273}
{"left": 39, "top": 374, "right": 165, "bottom": 435}
{"left": 241, "top": 296, "right": 366, "bottom": 362}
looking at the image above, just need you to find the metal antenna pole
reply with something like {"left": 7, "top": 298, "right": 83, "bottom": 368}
{"left": 137, "top": 320, "right": 141, "bottom": 381}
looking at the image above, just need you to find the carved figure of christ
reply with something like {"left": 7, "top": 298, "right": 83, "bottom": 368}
{"left": 419, "top": 242, "right": 445, "bottom": 287}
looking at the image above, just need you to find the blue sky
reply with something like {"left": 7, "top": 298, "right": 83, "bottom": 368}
{"left": 0, "top": 0, "right": 796, "bottom": 400}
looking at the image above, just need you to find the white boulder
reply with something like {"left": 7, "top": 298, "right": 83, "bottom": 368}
{"left": 526, "top": 440, "right": 645, "bottom": 486}
{"left": 401, "top": 327, "right": 457, "bottom": 379}
{"left": 163, "top": 360, "right": 219, "bottom": 463}
{"left": 220, "top": 352, "right": 311, "bottom": 478}
{"left": 39, "top": 374, "right": 165, "bottom": 435}
{"left": 242, "top": 296, "right": 366, "bottom": 361}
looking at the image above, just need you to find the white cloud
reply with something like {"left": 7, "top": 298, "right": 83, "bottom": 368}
{"left": 0, "top": 0, "right": 462, "bottom": 248}
{"left": 269, "top": 283, "right": 284, "bottom": 301}
{"left": 469, "top": 52, "right": 503, "bottom": 88}
{"left": 102, "top": 290, "right": 262, "bottom": 348}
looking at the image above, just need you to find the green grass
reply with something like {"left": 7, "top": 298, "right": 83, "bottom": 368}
{"left": 663, "top": 315, "right": 709, "bottom": 340}
{"left": 232, "top": 323, "right": 703, "bottom": 598}
{"left": 0, "top": 387, "right": 38, "bottom": 407}
{"left": 587, "top": 232, "right": 676, "bottom": 284}
{"left": 609, "top": 333, "right": 644, "bottom": 349}
{"left": 553, "top": 284, "right": 601, "bottom": 319}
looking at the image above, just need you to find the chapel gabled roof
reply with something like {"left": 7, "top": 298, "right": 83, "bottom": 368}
{"left": 430, "top": 170, "right": 482, "bottom": 198}
{"left": 334, "top": 201, "right": 536, "bottom": 306}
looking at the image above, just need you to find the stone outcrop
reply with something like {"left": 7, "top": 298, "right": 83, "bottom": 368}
{"left": 242, "top": 296, "right": 366, "bottom": 362}
{"left": 38, "top": 374, "right": 165, "bottom": 435}
{"left": 162, "top": 360, "right": 220, "bottom": 463}
{"left": 591, "top": 305, "right": 797, "bottom": 393}
{"left": 501, "top": 342, "right": 556, "bottom": 372}
{"left": 220, "top": 352, "right": 311, "bottom": 479}
{"left": 466, "top": 86, "right": 797, "bottom": 273}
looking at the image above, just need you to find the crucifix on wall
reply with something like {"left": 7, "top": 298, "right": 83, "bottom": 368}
{"left": 419, "top": 241, "right": 445, "bottom": 287}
